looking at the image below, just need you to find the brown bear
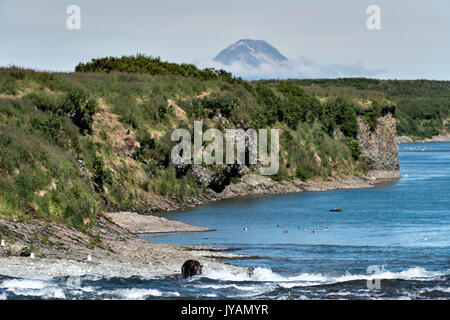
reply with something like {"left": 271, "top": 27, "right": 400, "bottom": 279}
{"left": 181, "top": 260, "right": 203, "bottom": 279}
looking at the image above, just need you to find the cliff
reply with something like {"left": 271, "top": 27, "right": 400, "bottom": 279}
{"left": 357, "top": 113, "right": 401, "bottom": 179}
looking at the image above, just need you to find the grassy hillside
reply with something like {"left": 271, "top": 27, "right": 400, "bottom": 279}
{"left": 2, "top": 55, "right": 439, "bottom": 230}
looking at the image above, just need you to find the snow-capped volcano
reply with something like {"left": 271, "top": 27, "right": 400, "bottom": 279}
{"left": 214, "top": 39, "right": 288, "bottom": 68}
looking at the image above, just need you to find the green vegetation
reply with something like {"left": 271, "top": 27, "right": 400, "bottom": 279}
{"left": 1, "top": 59, "right": 447, "bottom": 230}
{"left": 75, "top": 54, "right": 236, "bottom": 82}
{"left": 274, "top": 78, "right": 450, "bottom": 139}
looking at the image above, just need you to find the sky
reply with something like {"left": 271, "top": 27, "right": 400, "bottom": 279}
{"left": 0, "top": 0, "right": 449, "bottom": 79}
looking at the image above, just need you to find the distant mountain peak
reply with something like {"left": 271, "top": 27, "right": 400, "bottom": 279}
{"left": 214, "top": 39, "right": 288, "bottom": 67}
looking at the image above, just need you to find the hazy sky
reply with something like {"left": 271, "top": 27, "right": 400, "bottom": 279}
{"left": 1, "top": 0, "right": 449, "bottom": 79}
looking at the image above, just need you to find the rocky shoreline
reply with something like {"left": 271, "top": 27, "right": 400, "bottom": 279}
{"left": 104, "top": 211, "right": 212, "bottom": 234}
{"left": 0, "top": 215, "right": 250, "bottom": 280}
{"left": 143, "top": 172, "right": 400, "bottom": 214}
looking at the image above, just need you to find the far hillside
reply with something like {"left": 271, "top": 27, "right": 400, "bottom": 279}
{"left": 263, "top": 78, "right": 450, "bottom": 139}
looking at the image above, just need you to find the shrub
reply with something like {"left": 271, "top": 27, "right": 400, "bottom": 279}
{"left": 295, "top": 166, "right": 308, "bottom": 181}
{"left": 345, "top": 137, "right": 361, "bottom": 160}
{"left": 64, "top": 88, "right": 97, "bottom": 133}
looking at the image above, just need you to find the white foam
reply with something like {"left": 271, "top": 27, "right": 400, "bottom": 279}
{"left": 420, "top": 286, "right": 450, "bottom": 294}
{"left": 1, "top": 279, "right": 47, "bottom": 290}
{"left": 100, "top": 288, "right": 181, "bottom": 300}
{"left": 202, "top": 266, "right": 449, "bottom": 287}
{"left": 197, "top": 284, "right": 256, "bottom": 291}
{"left": 1, "top": 279, "right": 66, "bottom": 299}
{"left": 117, "top": 288, "right": 163, "bottom": 299}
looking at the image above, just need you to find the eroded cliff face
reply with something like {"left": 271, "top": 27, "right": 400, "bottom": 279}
{"left": 357, "top": 113, "right": 401, "bottom": 179}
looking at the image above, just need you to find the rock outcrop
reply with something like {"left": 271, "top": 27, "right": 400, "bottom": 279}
{"left": 357, "top": 113, "right": 401, "bottom": 179}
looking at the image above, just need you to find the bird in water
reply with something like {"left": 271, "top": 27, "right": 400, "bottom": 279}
{"left": 243, "top": 227, "right": 249, "bottom": 231}
{"left": 283, "top": 230, "right": 288, "bottom": 234}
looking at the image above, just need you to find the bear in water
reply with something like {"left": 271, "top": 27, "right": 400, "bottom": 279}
{"left": 181, "top": 260, "right": 203, "bottom": 279}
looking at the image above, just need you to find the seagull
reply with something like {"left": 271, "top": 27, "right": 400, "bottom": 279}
{"left": 87, "top": 254, "right": 92, "bottom": 262}
{"left": 1, "top": 239, "right": 5, "bottom": 247}
{"left": 30, "top": 252, "right": 35, "bottom": 259}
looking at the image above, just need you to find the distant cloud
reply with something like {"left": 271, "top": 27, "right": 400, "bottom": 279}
{"left": 197, "top": 56, "right": 387, "bottom": 79}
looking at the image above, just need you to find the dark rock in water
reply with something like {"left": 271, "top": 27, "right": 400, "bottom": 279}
{"left": 20, "top": 247, "right": 32, "bottom": 257}
{"left": 181, "top": 260, "right": 203, "bottom": 279}
{"left": 330, "top": 208, "right": 343, "bottom": 212}
{"left": 1, "top": 248, "right": 11, "bottom": 257}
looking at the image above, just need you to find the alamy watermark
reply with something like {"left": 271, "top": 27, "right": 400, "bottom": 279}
{"left": 366, "top": 5, "right": 381, "bottom": 30}
{"left": 366, "top": 264, "right": 385, "bottom": 290}
{"left": 171, "top": 121, "right": 280, "bottom": 176}
{"left": 66, "top": 5, "right": 81, "bottom": 30}
{"left": 66, "top": 276, "right": 82, "bottom": 289}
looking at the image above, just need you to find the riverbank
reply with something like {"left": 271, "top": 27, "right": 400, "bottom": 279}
{"left": 152, "top": 172, "right": 401, "bottom": 213}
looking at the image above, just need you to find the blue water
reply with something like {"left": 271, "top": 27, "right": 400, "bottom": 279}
{"left": 141, "top": 142, "right": 450, "bottom": 299}
{"left": 1, "top": 142, "right": 449, "bottom": 299}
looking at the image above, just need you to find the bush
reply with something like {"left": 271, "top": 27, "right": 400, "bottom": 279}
{"left": 75, "top": 54, "right": 236, "bottom": 82}
{"left": 295, "top": 166, "right": 308, "bottom": 181}
{"left": 345, "top": 137, "right": 361, "bottom": 160}
{"left": 64, "top": 88, "right": 97, "bottom": 133}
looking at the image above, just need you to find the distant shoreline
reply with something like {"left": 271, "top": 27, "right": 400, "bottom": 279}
{"left": 396, "top": 135, "right": 450, "bottom": 144}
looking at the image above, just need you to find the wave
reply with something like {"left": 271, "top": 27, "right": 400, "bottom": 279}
{"left": 0, "top": 277, "right": 180, "bottom": 300}
{"left": 1, "top": 278, "right": 66, "bottom": 299}
{"left": 98, "top": 288, "right": 180, "bottom": 299}
{"left": 201, "top": 266, "right": 449, "bottom": 287}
